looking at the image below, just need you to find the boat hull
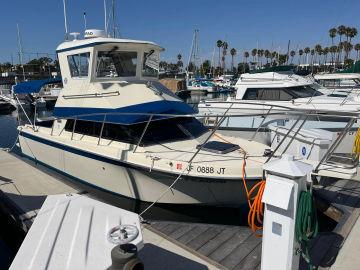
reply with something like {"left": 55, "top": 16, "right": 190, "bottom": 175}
{"left": 19, "top": 131, "right": 258, "bottom": 206}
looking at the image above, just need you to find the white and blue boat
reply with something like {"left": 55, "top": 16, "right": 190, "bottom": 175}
{"left": 15, "top": 30, "right": 273, "bottom": 206}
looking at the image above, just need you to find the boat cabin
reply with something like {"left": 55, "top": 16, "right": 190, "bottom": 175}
{"left": 234, "top": 72, "right": 323, "bottom": 101}
{"left": 52, "top": 30, "right": 194, "bottom": 125}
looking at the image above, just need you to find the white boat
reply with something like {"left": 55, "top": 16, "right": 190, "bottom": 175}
{"left": 213, "top": 74, "right": 234, "bottom": 88}
{"left": 198, "top": 72, "right": 360, "bottom": 150}
{"left": 314, "top": 73, "right": 360, "bottom": 93}
{"left": 186, "top": 79, "right": 216, "bottom": 92}
{"left": 16, "top": 30, "right": 274, "bottom": 206}
{"left": 0, "top": 92, "right": 17, "bottom": 112}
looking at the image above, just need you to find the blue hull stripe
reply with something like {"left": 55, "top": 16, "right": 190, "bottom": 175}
{"left": 54, "top": 101, "right": 195, "bottom": 125}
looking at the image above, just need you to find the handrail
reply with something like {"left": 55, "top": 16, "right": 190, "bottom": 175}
{"left": 62, "top": 91, "right": 120, "bottom": 99}
{"left": 249, "top": 106, "right": 273, "bottom": 141}
{"left": 133, "top": 115, "right": 153, "bottom": 153}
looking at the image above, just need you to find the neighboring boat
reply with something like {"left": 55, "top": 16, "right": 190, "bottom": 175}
{"left": 314, "top": 73, "right": 360, "bottom": 94}
{"left": 0, "top": 93, "right": 16, "bottom": 112}
{"left": 213, "top": 74, "right": 234, "bottom": 88}
{"left": 198, "top": 72, "right": 360, "bottom": 150}
{"left": 187, "top": 79, "right": 216, "bottom": 92}
{"left": 16, "top": 30, "right": 275, "bottom": 206}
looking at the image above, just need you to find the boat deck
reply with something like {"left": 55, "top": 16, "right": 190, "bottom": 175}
{"left": 1, "top": 149, "right": 360, "bottom": 269}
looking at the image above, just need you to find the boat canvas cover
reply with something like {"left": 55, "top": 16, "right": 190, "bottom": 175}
{"left": 13, "top": 77, "right": 62, "bottom": 94}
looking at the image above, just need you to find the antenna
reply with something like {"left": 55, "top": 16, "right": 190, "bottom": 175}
{"left": 83, "top": 12, "right": 87, "bottom": 31}
{"left": 112, "top": 0, "right": 116, "bottom": 38}
{"left": 104, "top": 0, "right": 108, "bottom": 35}
{"left": 16, "top": 23, "right": 25, "bottom": 81}
{"left": 62, "top": 0, "right": 69, "bottom": 40}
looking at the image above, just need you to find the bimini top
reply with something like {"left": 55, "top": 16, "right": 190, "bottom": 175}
{"left": 13, "top": 77, "right": 62, "bottom": 94}
{"left": 56, "top": 37, "right": 164, "bottom": 53}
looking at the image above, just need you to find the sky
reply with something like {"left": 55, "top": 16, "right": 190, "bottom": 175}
{"left": 0, "top": 0, "right": 359, "bottom": 65}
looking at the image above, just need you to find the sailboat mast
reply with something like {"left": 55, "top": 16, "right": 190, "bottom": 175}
{"left": 16, "top": 23, "right": 25, "bottom": 81}
{"left": 112, "top": 0, "right": 116, "bottom": 38}
{"left": 62, "top": 0, "right": 69, "bottom": 39}
{"left": 104, "top": 0, "right": 108, "bottom": 35}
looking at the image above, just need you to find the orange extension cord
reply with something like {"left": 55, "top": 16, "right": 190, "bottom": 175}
{"left": 242, "top": 159, "right": 266, "bottom": 237}
{"left": 213, "top": 133, "right": 266, "bottom": 236}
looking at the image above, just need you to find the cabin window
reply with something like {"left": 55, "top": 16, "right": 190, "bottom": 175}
{"left": 96, "top": 51, "right": 137, "bottom": 77}
{"left": 67, "top": 53, "right": 90, "bottom": 77}
{"left": 142, "top": 51, "right": 159, "bottom": 77}
{"left": 64, "top": 117, "right": 207, "bottom": 146}
{"left": 243, "top": 86, "right": 322, "bottom": 101}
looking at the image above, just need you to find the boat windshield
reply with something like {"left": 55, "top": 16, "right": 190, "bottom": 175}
{"left": 96, "top": 51, "right": 138, "bottom": 78}
{"left": 64, "top": 117, "right": 208, "bottom": 146}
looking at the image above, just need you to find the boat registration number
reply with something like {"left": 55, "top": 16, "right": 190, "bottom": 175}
{"left": 187, "top": 165, "right": 225, "bottom": 175}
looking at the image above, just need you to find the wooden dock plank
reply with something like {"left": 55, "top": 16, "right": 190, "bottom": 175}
{"left": 176, "top": 225, "right": 210, "bottom": 245}
{"left": 197, "top": 227, "right": 240, "bottom": 256}
{"left": 169, "top": 224, "right": 195, "bottom": 240}
{"left": 208, "top": 228, "right": 252, "bottom": 262}
{"left": 220, "top": 234, "right": 262, "bottom": 270}
{"left": 233, "top": 243, "right": 262, "bottom": 270}
{"left": 187, "top": 226, "right": 225, "bottom": 250}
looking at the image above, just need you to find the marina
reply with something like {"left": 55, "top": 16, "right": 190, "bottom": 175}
{"left": 0, "top": 0, "right": 360, "bottom": 269}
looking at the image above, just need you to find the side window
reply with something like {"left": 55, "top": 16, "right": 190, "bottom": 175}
{"left": 142, "top": 51, "right": 159, "bottom": 78}
{"left": 67, "top": 53, "right": 90, "bottom": 78}
{"left": 260, "top": 89, "right": 280, "bottom": 100}
{"left": 243, "top": 88, "right": 259, "bottom": 100}
{"left": 279, "top": 90, "right": 293, "bottom": 101}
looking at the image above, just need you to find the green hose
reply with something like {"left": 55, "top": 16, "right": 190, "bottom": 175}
{"left": 295, "top": 190, "right": 319, "bottom": 270}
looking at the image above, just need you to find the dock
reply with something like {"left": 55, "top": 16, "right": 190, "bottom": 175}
{"left": 1, "top": 149, "right": 360, "bottom": 269}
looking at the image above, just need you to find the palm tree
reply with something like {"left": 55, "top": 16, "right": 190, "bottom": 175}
{"left": 338, "top": 25, "right": 346, "bottom": 42}
{"left": 337, "top": 25, "right": 346, "bottom": 63}
{"left": 304, "top": 47, "right": 310, "bottom": 65}
{"left": 343, "top": 41, "right": 353, "bottom": 60}
{"left": 251, "top": 49, "right": 257, "bottom": 62}
{"left": 310, "top": 49, "right": 315, "bottom": 71}
{"left": 298, "top": 49, "right": 304, "bottom": 65}
{"left": 323, "top": 47, "right": 329, "bottom": 66}
{"left": 230, "top": 48, "right": 237, "bottom": 70}
{"left": 264, "top": 49, "right": 270, "bottom": 64}
{"left": 348, "top": 27, "right": 358, "bottom": 43}
{"left": 290, "top": 50, "right": 296, "bottom": 64}
{"left": 221, "top": 41, "right": 228, "bottom": 70}
{"left": 257, "top": 49, "right": 264, "bottom": 66}
{"left": 216, "top": 40, "right": 223, "bottom": 67}
{"left": 314, "top": 44, "right": 322, "bottom": 64}
{"left": 244, "top": 51, "right": 249, "bottom": 63}
{"left": 271, "top": 51, "right": 277, "bottom": 66}
{"left": 355, "top": 43, "right": 360, "bottom": 61}
{"left": 329, "top": 27, "right": 337, "bottom": 45}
